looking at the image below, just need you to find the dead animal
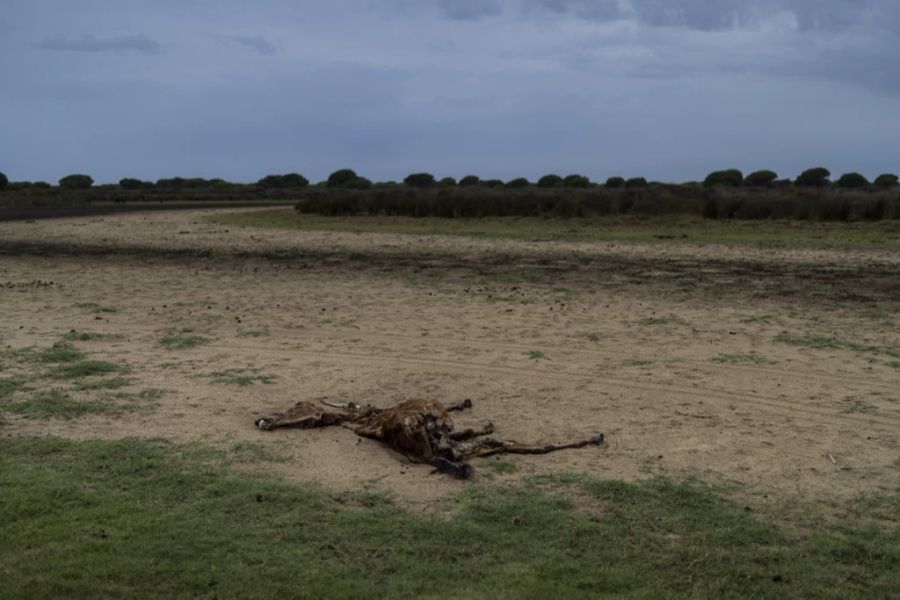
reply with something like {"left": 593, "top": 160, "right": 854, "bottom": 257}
{"left": 255, "top": 398, "right": 604, "bottom": 479}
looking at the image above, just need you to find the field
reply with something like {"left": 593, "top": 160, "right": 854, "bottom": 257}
{"left": 1, "top": 208, "right": 898, "bottom": 597}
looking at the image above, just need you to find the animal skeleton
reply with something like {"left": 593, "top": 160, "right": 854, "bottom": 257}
{"left": 256, "top": 398, "right": 604, "bottom": 479}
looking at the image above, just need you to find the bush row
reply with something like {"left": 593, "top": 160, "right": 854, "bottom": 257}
{"left": 295, "top": 186, "right": 900, "bottom": 221}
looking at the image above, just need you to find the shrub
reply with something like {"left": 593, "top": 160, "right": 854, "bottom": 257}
{"left": 563, "top": 174, "right": 591, "bottom": 188}
{"left": 119, "top": 178, "right": 143, "bottom": 190}
{"left": 459, "top": 175, "right": 480, "bottom": 187}
{"left": 703, "top": 169, "right": 743, "bottom": 188}
{"left": 258, "top": 173, "right": 309, "bottom": 188}
{"left": 404, "top": 173, "right": 436, "bottom": 188}
{"left": 744, "top": 170, "right": 778, "bottom": 187}
{"left": 438, "top": 177, "right": 457, "bottom": 187}
{"left": 327, "top": 169, "right": 358, "bottom": 187}
{"left": 59, "top": 174, "right": 94, "bottom": 189}
{"left": 32, "top": 181, "right": 52, "bottom": 189}
{"left": 482, "top": 179, "right": 505, "bottom": 188}
{"left": 795, "top": 167, "right": 830, "bottom": 187}
{"left": 537, "top": 174, "right": 563, "bottom": 188}
{"left": 344, "top": 177, "right": 372, "bottom": 190}
{"left": 0, "top": 171, "right": 7, "bottom": 190}
{"left": 625, "top": 177, "right": 648, "bottom": 188}
{"left": 605, "top": 176, "right": 625, "bottom": 188}
{"left": 835, "top": 172, "right": 869, "bottom": 189}
{"left": 874, "top": 173, "right": 898, "bottom": 189}
{"left": 505, "top": 177, "right": 530, "bottom": 189}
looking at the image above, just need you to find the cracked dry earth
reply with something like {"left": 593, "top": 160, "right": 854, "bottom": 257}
{"left": 1, "top": 208, "right": 898, "bottom": 514}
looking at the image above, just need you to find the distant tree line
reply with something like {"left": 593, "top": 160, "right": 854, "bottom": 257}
{"left": 1, "top": 166, "right": 899, "bottom": 221}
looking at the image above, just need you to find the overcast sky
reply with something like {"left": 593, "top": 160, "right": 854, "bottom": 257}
{"left": 2, "top": 1, "right": 899, "bottom": 184}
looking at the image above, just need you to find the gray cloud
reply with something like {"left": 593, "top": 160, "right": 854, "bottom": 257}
{"left": 228, "top": 34, "right": 277, "bottom": 55}
{"left": 437, "top": 0, "right": 501, "bottom": 20}
{"left": 36, "top": 33, "right": 161, "bottom": 53}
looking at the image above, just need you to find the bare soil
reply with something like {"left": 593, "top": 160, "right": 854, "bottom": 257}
{"left": 1, "top": 209, "right": 898, "bottom": 514}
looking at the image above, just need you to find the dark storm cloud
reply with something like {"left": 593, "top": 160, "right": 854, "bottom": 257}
{"left": 227, "top": 35, "right": 277, "bottom": 55}
{"left": 36, "top": 33, "right": 161, "bottom": 54}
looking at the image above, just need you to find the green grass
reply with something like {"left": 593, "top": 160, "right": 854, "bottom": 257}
{"left": 775, "top": 333, "right": 900, "bottom": 358}
{"left": 584, "top": 332, "right": 601, "bottom": 342}
{"left": 75, "top": 302, "right": 119, "bottom": 314}
{"left": 638, "top": 316, "right": 677, "bottom": 326}
{"left": 210, "top": 368, "right": 275, "bottom": 386}
{"left": 841, "top": 400, "right": 878, "bottom": 415}
{"left": 712, "top": 352, "right": 770, "bottom": 364}
{"left": 160, "top": 334, "right": 210, "bottom": 350}
{"left": 527, "top": 350, "right": 547, "bottom": 360}
{"left": 0, "top": 436, "right": 897, "bottom": 598}
{"left": 207, "top": 209, "right": 900, "bottom": 251}
{"left": 7, "top": 389, "right": 123, "bottom": 419}
{"left": 48, "top": 360, "right": 125, "bottom": 379}
{"left": 626, "top": 358, "right": 654, "bottom": 366}
{"left": 485, "top": 460, "right": 518, "bottom": 474}
{"left": 71, "top": 377, "right": 133, "bottom": 391}
{"left": 37, "top": 341, "right": 85, "bottom": 363}
{"left": 0, "top": 375, "right": 27, "bottom": 400}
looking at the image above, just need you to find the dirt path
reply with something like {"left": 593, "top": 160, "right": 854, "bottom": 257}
{"left": 1, "top": 209, "right": 898, "bottom": 514}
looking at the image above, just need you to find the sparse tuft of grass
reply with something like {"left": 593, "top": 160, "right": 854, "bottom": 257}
{"left": 0, "top": 375, "right": 27, "bottom": 401}
{"left": 48, "top": 360, "right": 124, "bottom": 380}
{"left": 626, "top": 358, "right": 653, "bottom": 366}
{"left": 237, "top": 328, "right": 269, "bottom": 338}
{"left": 841, "top": 400, "right": 878, "bottom": 415}
{"left": 228, "top": 441, "right": 287, "bottom": 463}
{"left": 485, "top": 460, "right": 518, "bottom": 474}
{"left": 8, "top": 389, "right": 119, "bottom": 419}
{"left": 712, "top": 352, "right": 769, "bottom": 365}
{"left": 775, "top": 332, "right": 900, "bottom": 358}
{"left": 63, "top": 330, "right": 125, "bottom": 342}
{"left": 584, "top": 332, "right": 601, "bottom": 342}
{"left": 71, "top": 377, "right": 133, "bottom": 391}
{"left": 37, "top": 341, "right": 85, "bottom": 364}
{"left": 211, "top": 368, "right": 275, "bottom": 386}
{"left": 740, "top": 315, "right": 776, "bottom": 325}
{"left": 160, "top": 334, "right": 210, "bottom": 350}
{"left": 75, "top": 302, "right": 118, "bottom": 314}
{"left": 527, "top": 350, "right": 547, "bottom": 360}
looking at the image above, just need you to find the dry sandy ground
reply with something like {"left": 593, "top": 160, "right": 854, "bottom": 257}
{"left": 1, "top": 209, "right": 898, "bottom": 516}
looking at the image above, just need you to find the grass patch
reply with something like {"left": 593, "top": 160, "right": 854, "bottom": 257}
{"left": 740, "top": 314, "right": 776, "bottom": 325}
{"left": 0, "top": 375, "right": 27, "bottom": 401}
{"left": 110, "top": 388, "right": 166, "bottom": 402}
{"left": 712, "top": 352, "right": 769, "bottom": 365}
{"left": 207, "top": 209, "right": 900, "bottom": 251}
{"left": 160, "top": 334, "right": 210, "bottom": 350}
{"left": 775, "top": 333, "right": 900, "bottom": 358}
{"left": 75, "top": 302, "right": 118, "bottom": 314}
{"left": 584, "top": 332, "right": 601, "bottom": 342}
{"left": 48, "top": 360, "right": 124, "bottom": 380}
{"left": 237, "top": 328, "right": 269, "bottom": 338}
{"left": 626, "top": 358, "right": 653, "bottom": 366}
{"left": 37, "top": 341, "right": 85, "bottom": 363}
{"left": 211, "top": 368, "right": 275, "bottom": 386}
{"left": 71, "top": 377, "right": 133, "bottom": 391}
{"left": 7, "top": 390, "right": 120, "bottom": 419}
{"left": 485, "top": 460, "right": 518, "bottom": 475}
{"left": 228, "top": 441, "right": 287, "bottom": 463}
{"left": 841, "top": 400, "right": 878, "bottom": 415}
{"left": 1, "top": 436, "right": 897, "bottom": 598}
{"left": 62, "top": 330, "right": 125, "bottom": 342}
{"left": 527, "top": 350, "right": 547, "bottom": 360}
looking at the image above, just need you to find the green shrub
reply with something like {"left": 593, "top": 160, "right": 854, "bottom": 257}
{"left": 482, "top": 179, "right": 505, "bottom": 188}
{"left": 438, "top": 177, "right": 457, "bottom": 187}
{"left": 119, "top": 178, "right": 143, "bottom": 190}
{"left": 605, "top": 176, "right": 625, "bottom": 188}
{"left": 537, "top": 174, "right": 563, "bottom": 188}
{"left": 59, "top": 174, "right": 94, "bottom": 189}
{"left": 625, "top": 177, "right": 648, "bottom": 188}
{"left": 32, "top": 181, "right": 52, "bottom": 189}
{"left": 404, "top": 173, "right": 436, "bottom": 188}
{"left": 505, "top": 177, "right": 530, "bottom": 189}
{"left": 0, "top": 171, "right": 8, "bottom": 190}
{"left": 835, "top": 172, "right": 869, "bottom": 189}
{"left": 327, "top": 169, "right": 358, "bottom": 187}
{"left": 563, "top": 174, "right": 591, "bottom": 188}
{"left": 458, "top": 175, "right": 480, "bottom": 187}
{"left": 796, "top": 167, "right": 830, "bottom": 187}
{"left": 344, "top": 177, "right": 372, "bottom": 190}
{"left": 703, "top": 169, "right": 743, "bottom": 188}
{"left": 744, "top": 170, "right": 778, "bottom": 187}
{"left": 874, "top": 173, "right": 898, "bottom": 189}
{"left": 257, "top": 173, "right": 309, "bottom": 188}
